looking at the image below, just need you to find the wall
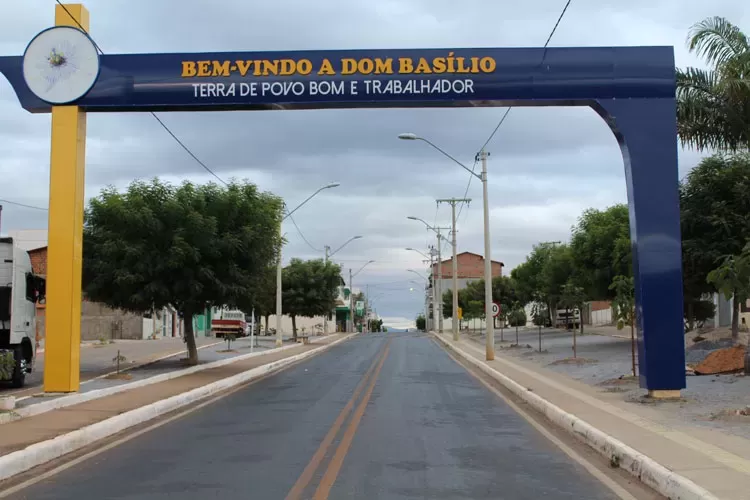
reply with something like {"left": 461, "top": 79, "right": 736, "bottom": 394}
{"left": 263, "top": 314, "right": 328, "bottom": 334}
{"left": 432, "top": 252, "right": 503, "bottom": 279}
{"left": 80, "top": 300, "right": 144, "bottom": 341}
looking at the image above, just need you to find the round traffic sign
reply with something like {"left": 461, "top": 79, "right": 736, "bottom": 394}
{"left": 492, "top": 302, "right": 501, "bottom": 317}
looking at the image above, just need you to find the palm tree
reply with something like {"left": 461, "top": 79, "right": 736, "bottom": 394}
{"left": 676, "top": 17, "right": 750, "bottom": 151}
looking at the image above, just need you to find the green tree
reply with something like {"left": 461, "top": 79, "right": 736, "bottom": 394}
{"left": 512, "top": 242, "right": 566, "bottom": 325}
{"left": 610, "top": 276, "right": 637, "bottom": 376}
{"left": 570, "top": 205, "right": 631, "bottom": 300}
{"left": 508, "top": 302, "right": 527, "bottom": 345}
{"left": 83, "top": 179, "right": 283, "bottom": 365}
{"left": 708, "top": 243, "right": 750, "bottom": 341}
{"left": 415, "top": 314, "right": 426, "bottom": 331}
{"left": 541, "top": 244, "right": 575, "bottom": 324}
{"left": 676, "top": 17, "right": 750, "bottom": 152}
{"left": 681, "top": 154, "right": 750, "bottom": 336}
{"left": 560, "top": 281, "right": 586, "bottom": 358}
{"left": 530, "top": 296, "right": 549, "bottom": 352}
{"left": 282, "top": 258, "right": 342, "bottom": 339}
{"left": 238, "top": 264, "right": 276, "bottom": 336}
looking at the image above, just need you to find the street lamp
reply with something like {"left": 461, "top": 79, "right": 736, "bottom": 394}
{"left": 405, "top": 247, "right": 430, "bottom": 260}
{"left": 349, "top": 260, "right": 375, "bottom": 333}
{"left": 408, "top": 268, "right": 434, "bottom": 331}
{"left": 276, "top": 182, "right": 340, "bottom": 346}
{"left": 407, "top": 216, "right": 450, "bottom": 334}
{"left": 322, "top": 235, "right": 363, "bottom": 334}
{"left": 399, "top": 132, "right": 495, "bottom": 360}
{"left": 325, "top": 235, "right": 363, "bottom": 263}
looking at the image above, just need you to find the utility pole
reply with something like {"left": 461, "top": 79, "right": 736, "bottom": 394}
{"left": 477, "top": 149, "right": 495, "bottom": 361}
{"left": 323, "top": 246, "right": 329, "bottom": 334}
{"left": 432, "top": 227, "right": 450, "bottom": 334}
{"left": 437, "top": 197, "right": 471, "bottom": 341}
{"left": 349, "top": 268, "right": 354, "bottom": 333}
{"left": 431, "top": 247, "right": 438, "bottom": 331}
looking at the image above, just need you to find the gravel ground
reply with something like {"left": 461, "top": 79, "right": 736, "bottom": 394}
{"left": 14, "top": 337, "right": 279, "bottom": 409}
{"left": 469, "top": 327, "right": 750, "bottom": 439}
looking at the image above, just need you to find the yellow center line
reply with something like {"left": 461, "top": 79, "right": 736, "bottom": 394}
{"left": 313, "top": 341, "right": 391, "bottom": 499}
{"left": 285, "top": 338, "right": 390, "bottom": 500}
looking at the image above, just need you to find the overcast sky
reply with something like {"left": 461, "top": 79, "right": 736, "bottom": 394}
{"left": 0, "top": 1, "right": 745, "bottom": 329}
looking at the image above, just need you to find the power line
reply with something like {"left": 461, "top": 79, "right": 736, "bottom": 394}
{"left": 286, "top": 213, "right": 323, "bottom": 253}
{"left": 0, "top": 199, "right": 48, "bottom": 211}
{"left": 54, "top": 0, "right": 227, "bottom": 187}
{"left": 455, "top": 0, "right": 572, "bottom": 223}
{"left": 479, "top": 0, "right": 572, "bottom": 150}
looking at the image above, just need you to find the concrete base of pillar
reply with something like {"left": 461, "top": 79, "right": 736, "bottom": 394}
{"left": 647, "top": 389, "right": 681, "bottom": 399}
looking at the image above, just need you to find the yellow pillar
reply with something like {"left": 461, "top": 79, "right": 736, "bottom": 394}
{"left": 43, "top": 4, "right": 89, "bottom": 393}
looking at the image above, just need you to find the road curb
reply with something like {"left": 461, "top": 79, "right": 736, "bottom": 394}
{"left": 432, "top": 333, "right": 718, "bottom": 500}
{"left": 0, "top": 335, "right": 336, "bottom": 426}
{"left": 0, "top": 333, "right": 354, "bottom": 483}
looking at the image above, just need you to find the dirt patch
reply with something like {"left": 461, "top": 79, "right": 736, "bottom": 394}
{"left": 104, "top": 373, "right": 133, "bottom": 381}
{"left": 709, "top": 407, "right": 750, "bottom": 422}
{"left": 597, "top": 375, "right": 638, "bottom": 386}
{"left": 694, "top": 345, "right": 746, "bottom": 375}
{"left": 548, "top": 357, "right": 597, "bottom": 366}
{"left": 602, "top": 386, "right": 630, "bottom": 393}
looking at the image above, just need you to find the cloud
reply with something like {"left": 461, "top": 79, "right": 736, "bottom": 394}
{"left": 2, "top": 0, "right": 746, "bottom": 325}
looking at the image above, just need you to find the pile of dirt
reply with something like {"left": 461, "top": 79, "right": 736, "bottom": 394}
{"left": 685, "top": 338, "right": 736, "bottom": 364}
{"left": 694, "top": 345, "right": 746, "bottom": 375}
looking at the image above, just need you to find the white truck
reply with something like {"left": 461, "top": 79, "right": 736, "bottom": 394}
{"left": 0, "top": 237, "right": 45, "bottom": 387}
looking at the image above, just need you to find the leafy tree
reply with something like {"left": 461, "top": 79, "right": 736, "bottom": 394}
{"left": 282, "top": 258, "right": 342, "bottom": 339}
{"left": 541, "top": 244, "right": 575, "bottom": 323}
{"left": 368, "top": 318, "right": 384, "bottom": 332}
{"left": 238, "top": 265, "right": 276, "bottom": 336}
{"left": 512, "top": 242, "right": 567, "bottom": 325}
{"left": 508, "top": 302, "right": 527, "bottom": 345}
{"left": 531, "top": 296, "right": 549, "bottom": 352}
{"left": 681, "top": 154, "right": 750, "bottom": 336}
{"left": 83, "top": 179, "right": 283, "bottom": 365}
{"left": 708, "top": 243, "right": 750, "bottom": 341}
{"left": 676, "top": 17, "right": 750, "bottom": 152}
{"left": 415, "top": 314, "right": 426, "bottom": 331}
{"left": 610, "top": 276, "right": 637, "bottom": 376}
{"left": 570, "top": 205, "right": 631, "bottom": 300}
{"left": 560, "top": 281, "right": 586, "bottom": 358}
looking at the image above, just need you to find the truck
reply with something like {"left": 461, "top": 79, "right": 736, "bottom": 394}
{"left": 1, "top": 237, "right": 46, "bottom": 388}
{"left": 555, "top": 308, "right": 581, "bottom": 330}
{"left": 210, "top": 307, "right": 247, "bottom": 338}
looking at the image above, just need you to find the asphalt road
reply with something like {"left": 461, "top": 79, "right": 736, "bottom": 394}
{"left": 6, "top": 332, "right": 624, "bottom": 499}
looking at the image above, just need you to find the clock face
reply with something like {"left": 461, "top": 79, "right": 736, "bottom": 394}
{"left": 22, "top": 26, "right": 100, "bottom": 104}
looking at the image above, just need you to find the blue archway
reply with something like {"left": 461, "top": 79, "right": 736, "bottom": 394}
{"left": 0, "top": 44, "right": 686, "bottom": 393}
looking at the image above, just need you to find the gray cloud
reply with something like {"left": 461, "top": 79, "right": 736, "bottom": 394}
{"left": 1, "top": 0, "right": 746, "bottom": 326}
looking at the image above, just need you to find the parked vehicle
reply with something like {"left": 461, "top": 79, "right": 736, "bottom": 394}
{"left": 555, "top": 308, "right": 581, "bottom": 330}
{"left": 0, "top": 237, "right": 45, "bottom": 387}
{"left": 210, "top": 307, "right": 247, "bottom": 338}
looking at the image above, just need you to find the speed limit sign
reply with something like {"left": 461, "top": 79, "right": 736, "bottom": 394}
{"left": 491, "top": 302, "right": 501, "bottom": 317}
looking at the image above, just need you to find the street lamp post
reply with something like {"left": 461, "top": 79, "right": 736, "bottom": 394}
{"left": 349, "top": 260, "right": 375, "bottom": 333}
{"left": 407, "top": 217, "right": 450, "bottom": 334}
{"left": 276, "top": 182, "right": 340, "bottom": 347}
{"left": 324, "top": 235, "right": 363, "bottom": 334}
{"left": 408, "top": 268, "right": 433, "bottom": 331}
{"left": 400, "top": 133, "right": 495, "bottom": 360}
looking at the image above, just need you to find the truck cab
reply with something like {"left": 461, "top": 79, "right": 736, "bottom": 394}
{"left": 0, "top": 237, "right": 45, "bottom": 387}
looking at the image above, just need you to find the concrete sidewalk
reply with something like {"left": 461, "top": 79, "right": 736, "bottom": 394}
{"left": 438, "top": 331, "right": 750, "bottom": 499}
{"left": 0, "top": 334, "right": 345, "bottom": 462}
